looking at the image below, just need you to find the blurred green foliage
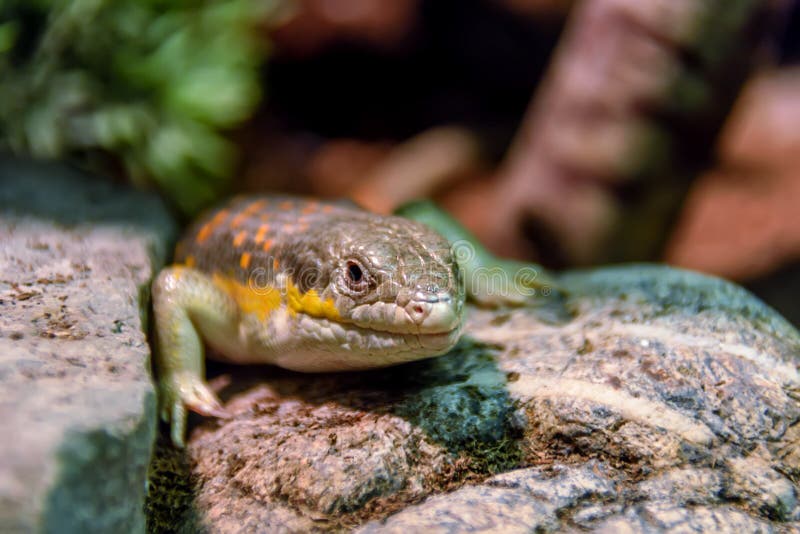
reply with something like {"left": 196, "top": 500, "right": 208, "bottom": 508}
{"left": 0, "top": 0, "right": 276, "bottom": 215}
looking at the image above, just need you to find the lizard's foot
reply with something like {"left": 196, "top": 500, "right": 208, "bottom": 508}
{"left": 158, "top": 372, "right": 229, "bottom": 448}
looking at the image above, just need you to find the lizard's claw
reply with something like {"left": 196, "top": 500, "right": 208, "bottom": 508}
{"left": 158, "top": 372, "right": 229, "bottom": 448}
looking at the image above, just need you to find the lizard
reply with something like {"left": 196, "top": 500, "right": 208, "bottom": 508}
{"left": 152, "top": 196, "right": 555, "bottom": 446}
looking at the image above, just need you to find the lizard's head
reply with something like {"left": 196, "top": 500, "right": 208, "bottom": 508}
{"left": 280, "top": 213, "right": 465, "bottom": 368}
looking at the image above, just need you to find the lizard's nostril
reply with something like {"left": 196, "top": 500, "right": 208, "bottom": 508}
{"left": 405, "top": 302, "right": 430, "bottom": 324}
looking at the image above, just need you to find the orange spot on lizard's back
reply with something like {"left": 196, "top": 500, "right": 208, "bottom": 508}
{"left": 240, "top": 252, "right": 252, "bottom": 270}
{"left": 255, "top": 224, "right": 270, "bottom": 244}
{"left": 262, "top": 239, "right": 274, "bottom": 252}
{"left": 245, "top": 199, "right": 267, "bottom": 214}
{"left": 232, "top": 200, "right": 267, "bottom": 228}
{"left": 233, "top": 231, "right": 247, "bottom": 247}
{"left": 301, "top": 201, "right": 319, "bottom": 215}
{"left": 279, "top": 201, "right": 293, "bottom": 211}
{"left": 197, "top": 209, "right": 229, "bottom": 243}
{"left": 211, "top": 210, "right": 229, "bottom": 227}
{"left": 230, "top": 212, "right": 248, "bottom": 229}
{"left": 196, "top": 223, "right": 213, "bottom": 243}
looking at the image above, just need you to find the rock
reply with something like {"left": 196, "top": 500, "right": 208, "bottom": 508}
{"left": 151, "top": 264, "right": 800, "bottom": 532}
{"left": 357, "top": 461, "right": 617, "bottom": 533}
{"left": 0, "top": 158, "right": 176, "bottom": 532}
{"left": 593, "top": 502, "right": 775, "bottom": 533}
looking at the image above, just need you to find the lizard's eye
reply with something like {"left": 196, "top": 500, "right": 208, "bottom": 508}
{"left": 344, "top": 260, "right": 369, "bottom": 293}
{"left": 348, "top": 262, "right": 363, "bottom": 283}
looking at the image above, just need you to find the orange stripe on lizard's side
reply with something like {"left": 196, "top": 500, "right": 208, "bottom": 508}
{"left": 211, "top": 274, "right": 339, "bottom": 322}
{"left": 286, "top": 278, "right": 340, "bottom": 321}
{"left": 212, "top": 274, "right": 281, "bottom": 320}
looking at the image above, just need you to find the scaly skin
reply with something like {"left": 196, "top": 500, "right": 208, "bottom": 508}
{"left": 153, "top": 196, "right": 467, "bottom": 446}
{"left": 153, "top": 196, "right": 557, "bottom": 446}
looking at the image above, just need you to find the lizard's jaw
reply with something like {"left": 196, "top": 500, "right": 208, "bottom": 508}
{"left": 280, "top": 312, "right": 463, "bottom": 372}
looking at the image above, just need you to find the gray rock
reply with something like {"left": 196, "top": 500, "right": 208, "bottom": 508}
{"left": 0, "top": 158, "right": 175, "bottom": 532}
{"left": 358, "top": 461, "right": 616, "bottom": 533}
{"left": 594, "top": 502, "right": 777, "bottom": 533}
{"left": 165, "top": 264, "right": 800, "bottom": 532}
{"left": 358, "top": 485, "right": 557, "bottom": 534}
{"left": 724, "top": 455, "right": 798, "bottom": 521}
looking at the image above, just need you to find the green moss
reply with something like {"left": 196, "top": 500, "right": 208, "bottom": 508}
{"left": 145, "top": 435, "right": 200, "bottom": 534}
{"left": 0, "top": 0, "right": 278, "bottom": 215}
{"left": 394, "top": 339, "right": 525, "bottom": 475}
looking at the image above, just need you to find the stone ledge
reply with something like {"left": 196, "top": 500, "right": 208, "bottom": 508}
{"left": 0, "top": 158, "right": 176, "bottom": 532}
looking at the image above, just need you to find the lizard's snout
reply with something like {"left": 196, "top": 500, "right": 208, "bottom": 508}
{"left": 398, "top": 287, "right": 460, "bottom": 333}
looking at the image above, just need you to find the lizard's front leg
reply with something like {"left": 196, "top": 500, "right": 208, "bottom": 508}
{"left": 152, "top": 266, "right": 240, "bottom": 447}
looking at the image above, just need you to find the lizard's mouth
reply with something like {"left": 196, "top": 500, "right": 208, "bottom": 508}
{"left": 341, "top": 316, "right": 463, "bottom": 350}
{"left": 348, "top": 299, "right": 463, "bottom": 336}
{"left": 282, "top": 312, "right": 463, "bottom": 372}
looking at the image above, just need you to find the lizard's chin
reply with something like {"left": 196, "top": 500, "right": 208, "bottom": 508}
{"left": 340, "top": 317, "right": 463, "bottom": 354}
{"left": 415, "top": 325, "right": 463, "bottom": 351}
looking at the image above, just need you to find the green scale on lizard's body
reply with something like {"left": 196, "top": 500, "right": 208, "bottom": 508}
{"left": 153, "top": 195, "right": 466, "bottom": 446}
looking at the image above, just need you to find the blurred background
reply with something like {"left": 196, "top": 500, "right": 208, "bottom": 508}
{"left": 1, "top": 0, "right": 799, "bottom": 323}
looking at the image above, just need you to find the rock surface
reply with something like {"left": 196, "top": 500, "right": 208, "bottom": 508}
{"left": 150, "top": 265, "right": 800, "bottom": 532}
{"left": 5, "top": 158, "right": 797, "bottom": 533}
{"left": 0, "top": 158, "right": 176, "bottom": 532}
